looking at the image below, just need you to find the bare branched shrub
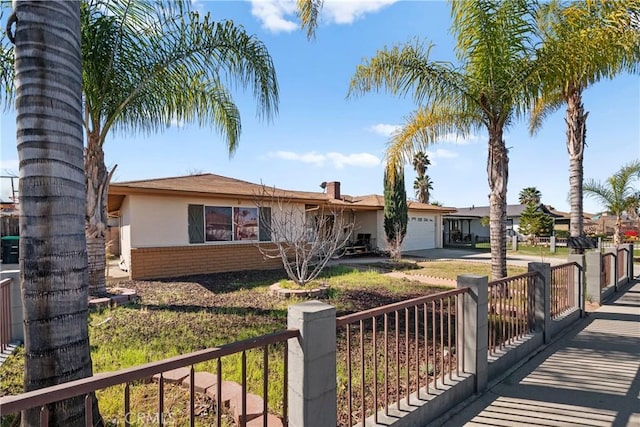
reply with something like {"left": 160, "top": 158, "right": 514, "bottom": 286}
{"left": 255, "top": 186, "right": 354, "bottom": 286}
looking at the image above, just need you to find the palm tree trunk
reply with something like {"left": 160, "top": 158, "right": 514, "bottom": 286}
{"left": 85, "top": 133, "right": 113, "bottom": 295}
{"left": 14, "top": 1, "right": 101, "bottom": 424}
{"left": 614, "top": 214, "right": 622, "bottom": 246}
{"left": 566, "top": 87, "right": 587, "bottom": 253}
{"left": 487, "top": 125, "right": 508, "bottom": 280}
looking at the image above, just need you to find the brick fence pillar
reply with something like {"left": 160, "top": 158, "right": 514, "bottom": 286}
{"left": 457, "top": 274, "right": 488, "bottom": 393}
{"left": 287, "top": 301, "right": 337, "bottom": 427}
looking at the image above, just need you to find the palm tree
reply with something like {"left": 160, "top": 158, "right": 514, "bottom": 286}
{"left": 414, "top": 175, "right": 433, "bottom": 204}
{"left": 412, "top": 151, "right": 431, "bottom": 176}
{"left": 530, "top": 0, "right": 640, "bottom": 251}
{"left": 349, "top": 0, "right": 539, "bottom": 279}
{"left": 78, "top": 1, "right": 281, "bottom": 294}
{"left": 584, "top": 161, "right": 640, "bottom": 245}
{"left": 518, "top": 187, "right": 542, "bottom": 206}
{"left": 11, "top": 1, "right": 100, "bottom": 424}
{"left": 412, "top": 151, "right": 432, "bottom": 203}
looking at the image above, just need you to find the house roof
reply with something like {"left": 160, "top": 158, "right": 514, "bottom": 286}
{"left": 108, "top": 174, "right": 456, "bottom": 214}
{"left": 446, "top": 204, "right": 564, "bottom": 219}
{"left": 545, "top": 205, "right": 595, "bottom": 220}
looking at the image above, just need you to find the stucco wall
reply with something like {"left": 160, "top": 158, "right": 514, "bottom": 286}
{"left": 120, "top": 197, "right": 132, "bottom": 272}
{"left": 353, "top": 211, "right": 379, "bottom": 244}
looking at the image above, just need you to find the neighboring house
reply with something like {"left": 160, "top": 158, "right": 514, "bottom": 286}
{"left": 587, "top": 212, "right": 639, "bottom": 237}
{"left": 107, "top": 174, "right": 455, "bottom": 280}
{"left": 443, "top": 204, "right": 563, "bottom": 244}
{"left": 543, "top": 206, "right": 596, "bottom": 234}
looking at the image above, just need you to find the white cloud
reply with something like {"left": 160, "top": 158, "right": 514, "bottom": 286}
{"left": 249, "top": 0, "right": 298, "bottom": 33}
{"left": 270, "top": 150, "right": 380, "bottom": 168}
{"left": 369, "top": 123, "right": 401, "bottom": 137}
{"left": 427, "top": 148, "right": 458, "bottom": 159}
{"left": 249, "top": 0, "right": 398, "bottom": 33}
{"left": 437, "top": 132, "right": 481, "bottom": 145}
{"left": 322, "top": 0, "right": 398, "bottom": 24}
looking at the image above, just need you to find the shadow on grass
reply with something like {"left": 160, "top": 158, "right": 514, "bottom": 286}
{"left": 126, "top": 301, "right": 288, "bottom": 319}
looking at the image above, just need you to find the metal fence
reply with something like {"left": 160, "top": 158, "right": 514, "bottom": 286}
{"left": 0, "top": 278, "right": 11, "bottom": 353}
{"left": 0, "top": 329, "right": 298, "bottom": 427}
{"left": 602, "top": 252, "right": 614, "bottom": 289}
{"left": 487, "top": 272, "right": 537, "bottom": 356}
{"left": 617, "top": 247, "right": 628, "bottom": 282}
{"left": 550, "top": 262, "right": 581, "bottom": 319}
{"left": 335, "top": 288, "right": 468, "bottom": 426}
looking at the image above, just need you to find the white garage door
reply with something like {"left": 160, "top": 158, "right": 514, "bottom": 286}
{"left": 402, "top": 214, "right": 436, "bottom": 251}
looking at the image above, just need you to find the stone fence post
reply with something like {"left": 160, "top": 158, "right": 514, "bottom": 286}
{"left": 457, "top": 275, "right": 488, "bottom": 393}
{"left": 585, "top": 251, "right": 603, "bottom": 304}
{"left": 512, "top": 236, "right": 518, "bottom": 251}
{"left": 529, "top": 263, "right": 551, "bottom": 344}
{"left": 550, "top": 236, "right": 556, "bottom": 254}
{"left": 288, "top": 301, "right": 337, "bottom": 427}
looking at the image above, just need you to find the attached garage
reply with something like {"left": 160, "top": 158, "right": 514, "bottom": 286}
{"left": 402, "top": 214, "right": 437, "bottom": 251}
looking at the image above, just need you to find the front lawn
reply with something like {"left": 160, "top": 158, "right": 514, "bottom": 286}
{"left": 412, "top": 261, "right": 527, "bottom": 280}
{"left": 0, "top": 260, "right": 533, "bottom": 425}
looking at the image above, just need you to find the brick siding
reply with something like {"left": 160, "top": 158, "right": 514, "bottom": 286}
{"left": 130, "top": 243, "right": 282, "bottom": 280}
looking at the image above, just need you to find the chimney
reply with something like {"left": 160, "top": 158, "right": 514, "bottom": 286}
{"left": 326, "top": 181, "right": 341, "bottom": 200}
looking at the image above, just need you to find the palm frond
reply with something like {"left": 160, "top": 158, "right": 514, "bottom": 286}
{"left": 297, "top": 0, "right": 323, "bottom": 39}
{"left": 451, "top": 0, "right": 539, "bottom": 125}
{"left": 529, "top": 87, "right": 564, "bottom": 135}
{"left": 81, "top": 4, "right": 278, "bottom": 153}
{"left": 584, "top": 160, "right": 640, "bottom": 215}
{"left": 385, "top": 104, "right": 479, "bottom": 172}
{"left": 347, "top": 38, "right": 468, "bottom": 109}
{"left": 0, "top": 3, "right": 15, "bottom": 109}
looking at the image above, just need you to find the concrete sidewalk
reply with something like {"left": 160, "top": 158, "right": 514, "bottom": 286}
{"left": 436, "top": 280, "right": 640, "bottom": 427}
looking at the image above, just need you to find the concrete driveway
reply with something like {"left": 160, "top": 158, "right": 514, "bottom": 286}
{"left": 401, "top": 248, "right": 569, "bottom": 267}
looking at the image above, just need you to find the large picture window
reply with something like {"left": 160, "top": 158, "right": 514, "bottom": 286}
{"left": 188, "top": 204, "right": 271, "bottom": 244}
{"left": 234, "top": 207, "right": 258, "bottom": 241}
{"left": 205, "top": 206, "right": 232, "bottom": 241}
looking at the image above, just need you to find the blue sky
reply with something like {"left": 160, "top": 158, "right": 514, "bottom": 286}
{"left": 1, "top": 0, "right": 638, "bottom": 214}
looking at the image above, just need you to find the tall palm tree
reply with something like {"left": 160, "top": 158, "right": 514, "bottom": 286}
{"left": 65, "top": 0, "right": 280, "bottom": 295}
{"left": 349, "top": 0, "right": 539, "bottom": 279}
{"left": 412, "top": 151, "right": 431, "bottom": 176}
{"left": 530, "top": 0, "right": 640, "bottom": 251}
{"left": 584, "top": 161, "right": 640, "bottom": 245}
{"left": 518, "top": 186, "right": 542, "bottom": 205}
{"left": 414, "top": 175, "right": 434, "bottom": 204}
{"left": 412, "top": 151, "right": 432, "bottom": 203}
{"left": 11, "top": 1, "right": 100, "bottom": 424}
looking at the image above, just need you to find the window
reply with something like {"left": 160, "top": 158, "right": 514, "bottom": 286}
{"left": 188, "top": 205, "right": 271, "bottom": 243}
